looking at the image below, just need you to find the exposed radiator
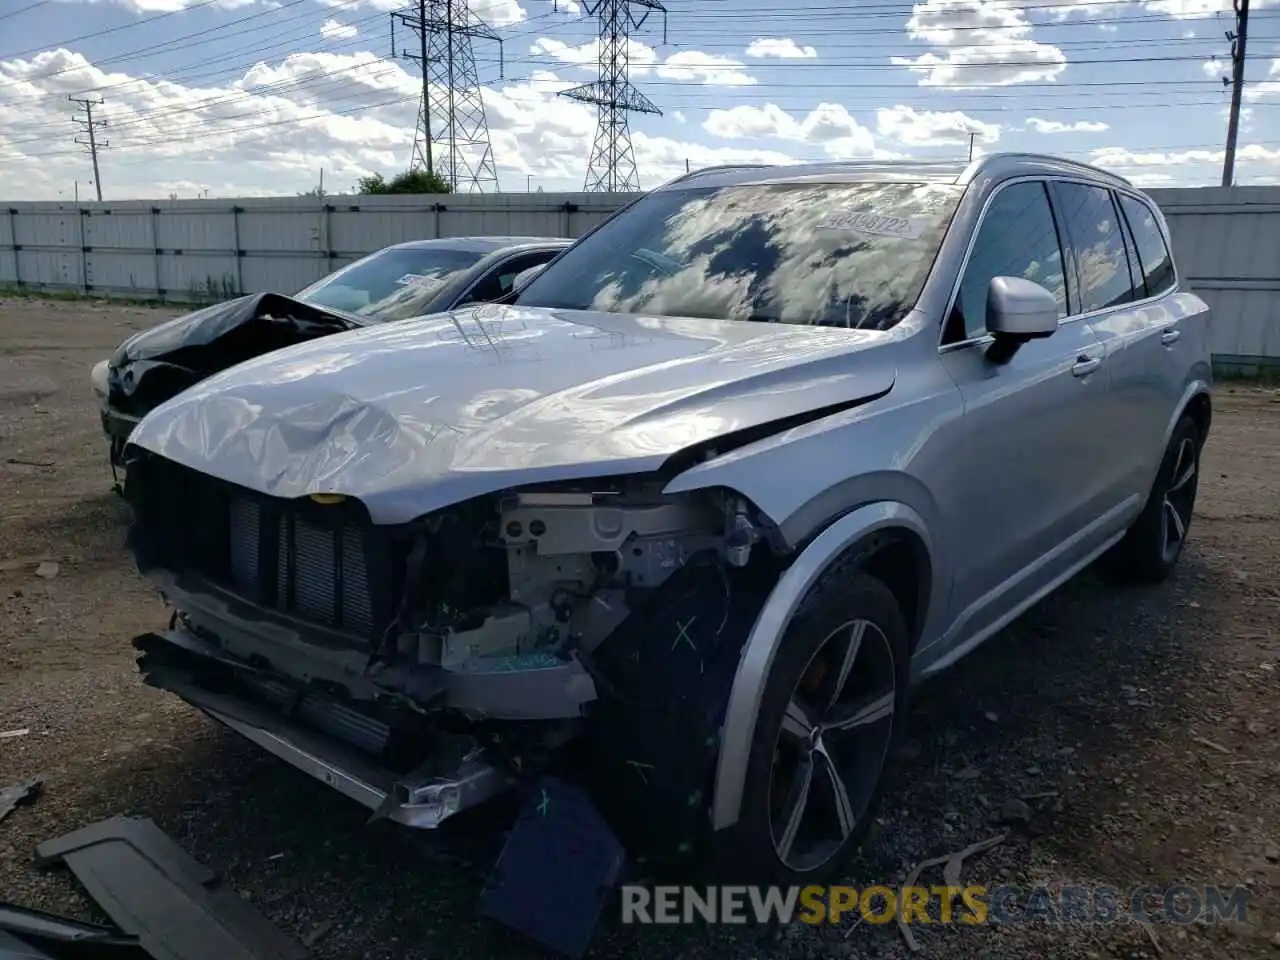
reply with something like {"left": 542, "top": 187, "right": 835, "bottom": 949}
{"left": 227, "top": 496, "right": 377, "bottom": 636}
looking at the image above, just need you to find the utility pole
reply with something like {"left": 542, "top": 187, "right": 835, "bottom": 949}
{"left": 968, "top": 131, "right": 976, "bottom": 162}
{"left": 1222, "top": 0, "right": 1250, "bottom": 187}
{"left": 69, "top": 95, "right": 107, "bottom": 202}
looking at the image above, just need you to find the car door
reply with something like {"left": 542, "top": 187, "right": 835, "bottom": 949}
{"left": 453, "top": 250, "right": 561, "bottom": 306}
{"left": 1048, "top": 181, "right": 1170, "bottom": 512}
{"left": 936, "top": 178, "right": 1113, "bottom": 651}
{"left": 1113, "top": 191, "right": 1186, "bottom": 490}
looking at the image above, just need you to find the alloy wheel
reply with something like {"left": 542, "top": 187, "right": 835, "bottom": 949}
{"left": 1161, "top": 436, "right": 1198, "bottom": 564}
{"left": 767, "top": 618, "right": 897, "bottom": 873}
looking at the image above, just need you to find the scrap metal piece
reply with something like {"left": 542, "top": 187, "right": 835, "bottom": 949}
{"left": 0, "top": 779, "right": 42, "bottom": 824}
{"left": 0, "top": 902, "right": 146, "bottom": 958}
{"left": 479, "top": 777, "right": 625, "bottom": 959}
{"left": 34, "top": 816, "right": 307, "bottom": 960}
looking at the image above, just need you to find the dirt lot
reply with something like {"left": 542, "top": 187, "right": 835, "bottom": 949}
{"left": 0, "top": 295, "right": 1277, "bottom": 960}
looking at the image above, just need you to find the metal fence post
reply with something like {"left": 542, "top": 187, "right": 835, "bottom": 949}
{"left": 232, "top": 206, "right": 244, "bottom": 295}
{"left": 151, "top": 207, "right": 162, "bottom": 300}
{"left": 7, "top": 209, "right": 19, "bottom": 288}
{"left": 79, "top": 208, "right": 90, "bottom": 293}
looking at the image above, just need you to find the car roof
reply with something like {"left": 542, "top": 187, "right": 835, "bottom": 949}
{"left": 388, "top": 236, "right": 572, "bottom": 254}
{"left": 660, "top": 152, "right": 1134, "bottom": 192}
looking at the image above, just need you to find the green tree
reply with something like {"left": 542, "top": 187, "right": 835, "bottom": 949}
{"left": 357, "top": 170, "right": 451, "bottom": 195}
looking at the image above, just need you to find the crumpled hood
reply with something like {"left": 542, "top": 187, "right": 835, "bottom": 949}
{"left": 110, "top": 292, "right": 358, "bottom": 366}
{"left": 107, "top": 292, "right": 360, "bottom": 418}
{"left": 127, "top": 304, "right": 896, "bottom": 523}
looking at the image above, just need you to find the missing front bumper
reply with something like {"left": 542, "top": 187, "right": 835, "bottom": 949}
{"left": 134, "top": 631, "right": 514, "bottom": 829}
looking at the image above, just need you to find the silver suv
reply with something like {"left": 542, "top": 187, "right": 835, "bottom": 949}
{"left": 121, "top": 153, "right": 1211, "bottom": 885}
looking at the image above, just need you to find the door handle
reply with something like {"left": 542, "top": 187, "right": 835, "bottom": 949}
{"left": 1072, "top": 355, "right": 1103, "bottom": 377}
{"left": 1161, "top": 329, "right": 1181, "bottom": 346}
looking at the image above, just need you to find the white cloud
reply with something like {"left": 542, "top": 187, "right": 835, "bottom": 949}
{"left": 320, "top": 18, "right": 358, "bottom": 40}
{"left": 876, "top": 104, "right": 999, "bottom": 146}
{"left": 745, "top": 38, "right": 818, "bottom": 59}
{"left": 894, "top": 0, "right": 1067, "bottom": 88}
{"left": 658, "top": 50, "right": 756, "bottom": 86}
{"left": 314, "top": 0, "right": 527, "bottom": 23}
{"left": 75, "top": 0, "right": 255, "bottom": 10}
{"left": 1025, "top": 117, "right": 1109, "bottom": 133}
{"left": 530, "top": 37, "right": 754, "bottom": 86}
{"left": 0, "top": 47, "right": 781, "bottom": 199}
{"left": 1201, "top": 55, "right": 1228, "bottom": 79}
{"left": 702, "top": 102, "right": 888, "bottom": 158}
{"left": 1092, "top": 144, "right": 1280, "bottom": 170}
{"left": 1126, "top": 172, "right": 1177, "bottom": 187}
{"left": 671, "top": 110, "right": 687, "bottom": 123}
{"left": 1245, "top": 58, "right": 1280, "bottom": 99}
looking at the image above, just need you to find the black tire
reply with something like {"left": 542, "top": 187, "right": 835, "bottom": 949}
{"left": 710, "top": 570, "right": 910, "bottom": 886}
{"left": 1097, "top": 414, "right": 1202, "bottom": 585}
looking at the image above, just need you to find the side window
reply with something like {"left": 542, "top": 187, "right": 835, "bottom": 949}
{"left": 1115, "top": 193, "right": 1147, "bottom": 299}
{"left": 1117, "top": 193, "right": 1176, "bottom": 297}
{"left": 1053, "top": 182, "right": 1139, "bottom": 313}
{"left": 461, "top": 251, "right": 557, "bottom": 304}
{"left": 951, "top": 181, "right": 1068, "bottom": 342}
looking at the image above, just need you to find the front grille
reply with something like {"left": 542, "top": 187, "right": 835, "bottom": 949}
{"left": 128, "top": 456, "right": 407, "bottom": 643}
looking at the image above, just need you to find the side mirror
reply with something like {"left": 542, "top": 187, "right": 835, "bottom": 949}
{"left": 985, "top": 276, "right": 1059, "bottom": 364}
{"left": 511, "top": 263, "right": 547, "bottom": 295}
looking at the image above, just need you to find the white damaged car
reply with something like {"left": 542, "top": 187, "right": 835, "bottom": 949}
{"left": 123, "top": 153, "right": 1211, "bottom": 883}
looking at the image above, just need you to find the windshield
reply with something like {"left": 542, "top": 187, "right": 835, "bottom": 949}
{"left": 295, "top": 246, "right": 484, "bottom": 322}
{"left": 516, "top": 181, "right": 962, "bottom": 330}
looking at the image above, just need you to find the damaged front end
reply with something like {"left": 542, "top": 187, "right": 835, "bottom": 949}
{"left": 125, "top": 449, "right": 772, "bottom": 835}
{"left": 101, "top": 294, "right": 359, "bottom": 468}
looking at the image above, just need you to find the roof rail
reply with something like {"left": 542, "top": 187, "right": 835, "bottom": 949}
{"left": 659, "top": 163, "right": 777, "bottom": 188}
{"left": 969, "top": 151, "right": 1133, "bottom": 187}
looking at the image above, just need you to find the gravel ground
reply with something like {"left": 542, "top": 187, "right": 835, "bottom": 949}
{"left": 0, "top": 294, "right": 1277, "bottom": 960}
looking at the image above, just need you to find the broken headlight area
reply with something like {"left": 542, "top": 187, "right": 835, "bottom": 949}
{"left": 124, "top": 449, "right": 776, "bottom": 847}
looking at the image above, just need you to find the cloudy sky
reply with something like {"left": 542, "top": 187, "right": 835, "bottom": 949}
{"left": 0, "top": 0, "right": 1276, "bottom": 200}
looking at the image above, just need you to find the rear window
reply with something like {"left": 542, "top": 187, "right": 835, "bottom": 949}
{"left": 516, "top": 181, "right": 962, "bottom": 330}
{"left": 296, "top": 246, "right": 483, "bottom": 322}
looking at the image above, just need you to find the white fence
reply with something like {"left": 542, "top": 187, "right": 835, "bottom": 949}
{"left": 1, "top": 186, "right": 1277, "bottom": 372}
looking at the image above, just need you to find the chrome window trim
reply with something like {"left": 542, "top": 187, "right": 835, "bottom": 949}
{"left": 938, "top": 174, "right": 1181, "bottom": 352}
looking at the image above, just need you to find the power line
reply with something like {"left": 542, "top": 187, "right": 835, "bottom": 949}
{"left": 562, "top": 0, "right": 669, "bottom": 192}
{"left": 0, "top": 1, "right": 49, "bottom": 24}
{"left": 0, "top": 0, "right": 223, "bottom": 60}
{"left": 69, "top": 95, "right": 107, "bottom": 201}
{"left": 391, "top": 0, "right": 503, "bottom": 191}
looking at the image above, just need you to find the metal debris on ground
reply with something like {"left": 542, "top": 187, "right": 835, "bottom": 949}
{"left": 34, "top": 816, "right": 307, "bottom": 960}
{"left": 479, "top": 776, "right": 626, "bottom": 959}
{"left": 0, "top": 901, "right": 147, "bottom": 959}
{"left": 1191, "top": 735, "right": 1231, "bottom": 755}
{"left": 896, "top": 832, "right": 1008, "bottom": 953}
{"left": 0, "top": 729, "right": 30, "bottom": 740}
{"left": 0, "top": 778, "right": 43, "bottom": 824}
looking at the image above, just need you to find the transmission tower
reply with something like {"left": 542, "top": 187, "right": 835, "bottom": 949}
{"left": 391, "top": 0, "right": 503, "bottom": 193}
{"left": 69, "top": 95, "right": 108, "bottom": 202}
{"left": 560, "top": 0, "right": 668, "bottom": 193}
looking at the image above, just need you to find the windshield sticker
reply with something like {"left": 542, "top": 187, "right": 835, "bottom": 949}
{"left": 814, "top": 212, "right": 927, "bottom": 240}
{"left": 395, "top": 273, "right": 440, "bottom": 289}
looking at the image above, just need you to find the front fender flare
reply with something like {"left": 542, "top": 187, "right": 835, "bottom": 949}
{"left": 710, "top": 500, "right": 932, "bottom": 833}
